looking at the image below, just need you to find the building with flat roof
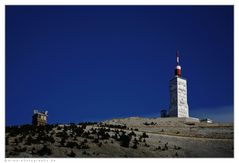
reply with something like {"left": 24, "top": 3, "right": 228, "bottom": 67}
{"left": 32, "top": 110, "right": 48, "bottom": 126}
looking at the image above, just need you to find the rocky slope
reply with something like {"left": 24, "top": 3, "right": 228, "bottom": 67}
{"left": 5, "top": 117, "right": 233, "bottom": 158}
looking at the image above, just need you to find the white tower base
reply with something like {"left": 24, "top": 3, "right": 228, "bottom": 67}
{"left": 169, "top": 77, "right": 189, "bottom": 117}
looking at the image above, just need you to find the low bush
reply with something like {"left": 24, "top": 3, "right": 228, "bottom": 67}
{"left": 164, "top": 142, "right": 168, "bottom": 150}
{"left": 56, "top": 131, "right": 69, "bottom": 139}
{"left": 74, "top": 127, "right": 85, "bottom": 137}
{"left": 155, "top": 146, "right": 161, "bottom": 150}
{"left": 36, "top": 134, "right": 55, "bottom": 144}
{"left": 119, "top": 133, "right": 131, "bottom": 148}
{"left": 143, "top": 122, "right": 157, "bottom": 126}
{"left": 78, "top": 122, "right": 97, "bottom": 126}
{"left": 112, "top": 133, "right": 118, "bottom": 140}
{"left": 77, "top": 140, "right": 90, "bottom": 149}
{"left": 60, "top": 138, "right": 66, "bottom": 147}
{"left": 37, "top": 145, "right": 52, "bottom": 156}
{"left": 98, "top": 142, "right": 102, "bottom": 147}
{"left": 92, "top": 138, "right": 99, "bottom": 144}
{"left": 14, "top": 138, "right": 19, "bottom": 145}
{"left": 67, "top": 150, "right": 76, "bottom": 157}
{"left": 144, "top": 143, "right": 150, "bottom": 147}
{"left": 132, "top": 143, "right": 137, "bottom": 149}
{"left": 142, "top": 132, "right": 149, "bottom": 138}
{"left": 97, "top": 128, "right": 110, "bottom": 140}
{"left": 56, "top": 126, "right": 62, "bottom": 130}
{"left": 14, "top": 147, "right": 27, "bottom": 153}
{"left": 65, "top": 141, "right": 78, "bottom": 148}
{"left": 174, "top": 145, "right": 181, "bottom": 150}
{"left": 128, "top": 131, "right": 136, "bottom": 137}
{"left": 132, "top": 138, "right": 138, "bottom": 149}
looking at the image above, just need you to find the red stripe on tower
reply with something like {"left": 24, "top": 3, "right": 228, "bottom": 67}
{"left": 175, "top": 50, "right": 181, "bottom": 77}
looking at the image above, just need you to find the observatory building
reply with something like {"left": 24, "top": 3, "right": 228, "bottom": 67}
{"left": 168, "top": 50, "right": 189, "bottom": 117}
{"left": 32, "top": 110, "right": 48, "bottom": 126}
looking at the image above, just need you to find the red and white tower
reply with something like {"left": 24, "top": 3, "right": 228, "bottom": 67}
{"left": 169, "top": 50, "right": 189, "bottom": 117}
{"left": 175, "top": 50, "right": 181, "bottom": 77}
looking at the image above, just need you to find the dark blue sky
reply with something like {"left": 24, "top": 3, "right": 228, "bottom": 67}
{"left": 6, "top": 6, "right": 233, "bottom": 125}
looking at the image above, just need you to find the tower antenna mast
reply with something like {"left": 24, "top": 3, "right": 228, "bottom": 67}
{"left": 176, "top": 49, "right": 180, "bottom": 65}
{"left": 175, "top": 50, "right": 181, "bottom": 77}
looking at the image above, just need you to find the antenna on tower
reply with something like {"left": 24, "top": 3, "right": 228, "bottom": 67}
{"left": 176, "top": 49, "right": 180, "bottom": 65}
{"left": 175, "top": 49, "right": 182, "bottom": 77}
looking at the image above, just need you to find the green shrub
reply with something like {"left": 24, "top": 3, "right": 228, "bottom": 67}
{"left": 164, "top": 142, "right": 168, "bottom": 150}
{"left": 155, "top": 146, "right": 161, "bottom": 150}
{"left": 56, "top": 131, "right": 69, "bottom": 139}
{"left": 97, "top": 128, "right": 110, "bottom": 140}
{"left": 119, "top": 133, "right": 131, "bottom": 148}
{"left": 132, "top": 138, "right": 138, "bottom": 149}
{"left": 132, "top": 143, "right": 137, "bottom": 149}
{"left": 37, "top": 145, "right": 52, "bottom": 156}
{"left": 82, "top": 151, "right": 87, "bottom": 155}
{"left": 60, "top": 138, "right": 66, "bottom": 147}
{"left": 174, "top": 145, "right": 181, "bottom": 150}
{"left": 74, "top": 127, "right": 85, "bottom": 137}
{"left": 66, "top": 141, "right": 78, "bottom": 148}
{"left": 14, "top": 147, "right": 27, "bottom": 153}
{"left": 78, "top": 122, "right": 97, "bottom": 126}
{"left": 77, "top": 140, "right": 90, "bottom": 149}
{"left": 14, "top": 138, "right": 19, "bottom": 145}
{"left": 56, "top": 126, "right": 62, "bottom": 130}
{"left": 128, "top": 131, "right": 136, "bottom": 137}
{"left": 92, "top": 138, "right": 99, "bottom": 144}
{"left": 144, "top": 143, "right": 150, "bottom": 147}
{"left": 67, "top": 150, "right": 76, "bottom": 157}
{"left": 98, "top": 142, "right": 102, "bottom": 147}
{"left": 36, "top": 134, "right": 55, "bottom": 144}
{"left": 91, "top": 128, "right": 97, "bottom": 134}
{"left": 77, "top": 144, "right": 89, "bottom": 149}
{"left": 82, "top": 131, "right": 90, "bottom": 138}
{"left": 112, "top": 133, "right": 118, "bottom": 140}
{"left": 142, "top": 132, "right": 149, "bottom": 138}
{"left": 143, "top": 122, "right": 157, "bottom": 126}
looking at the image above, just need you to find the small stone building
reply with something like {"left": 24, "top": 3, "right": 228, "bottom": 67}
{"left": 32, "top": 110, "right": 48, "bottom": 126}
